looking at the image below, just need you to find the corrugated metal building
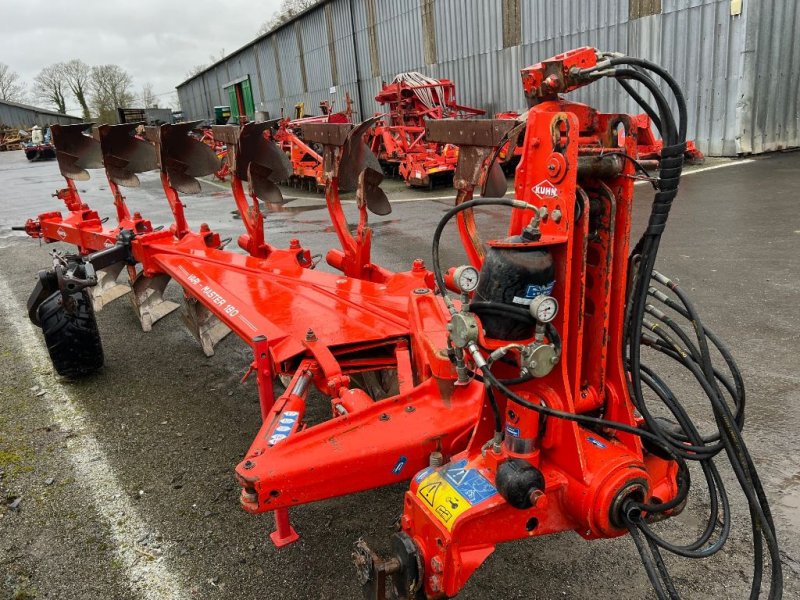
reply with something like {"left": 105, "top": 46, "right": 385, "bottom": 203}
{"left": 0, "top": 100, "right": 83, "bottom": 128}
{"left": 176, "top": 0, "right": 800, "bottom": 156}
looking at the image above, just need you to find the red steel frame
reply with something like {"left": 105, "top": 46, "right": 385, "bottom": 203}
{"left": 23, "top": 47, "right": 683, "bottom": 598}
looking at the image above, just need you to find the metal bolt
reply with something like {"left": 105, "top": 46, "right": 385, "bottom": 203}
{"left": 551, "top": 208, "right": 562, "bottom": 223}
{"left": 430, "top": 575, "right": 442, "bottom": 593}
{"left": 243, "top": 460, "right": 255, "bottom": 470}
{"left": 529, "top": 489, "right": 546, "bottom": 508}
{"left": 429, "top": 451, "right": 443, "bottom": 467}
{"left": 379, "top": 413, "right": 390, "bottom": 421}
{"left": 413, "top": 287, "right": 429, "bottom": 295}
{"left": 305, "top": 328, "right": 317, "bottom": 341}
{"left": 405, "top": 406, "right": 416, "bottom": 413}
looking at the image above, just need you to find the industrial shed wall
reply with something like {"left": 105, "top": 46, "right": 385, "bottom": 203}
{"left": 177, "top": 0, "right": 799, "bottom": 156}
{"left": 0, "top": 101, "right": 83, "bottom": 129}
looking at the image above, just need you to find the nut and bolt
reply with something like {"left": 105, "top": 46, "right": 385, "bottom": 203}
{"left": 551, "top": 208, "right": 563, "bottom": 223}
{"left": 305, "top": 328, "right": 317, "bottom": 341}
{"left": 529, "top": 489, "right": 547, "bottom": 508}
{"left": 243, "top": 460, "right": 255, "bottom": 470}
{"left": 430, "top": 575, "right": 443, "bottom": 593}
{"left": 429, "top": 451, "right": 444, "bottom": 467}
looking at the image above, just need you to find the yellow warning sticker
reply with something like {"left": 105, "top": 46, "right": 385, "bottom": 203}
{"left": 417, "top": 474, "right": 471, "bottom": 530}
{"left": 415, "top": 459, "right": 497, "bottom": 531}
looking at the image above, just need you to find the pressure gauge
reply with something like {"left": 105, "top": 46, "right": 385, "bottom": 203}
{"left": 530, "top": 295, "right": 558, "bottom": 323}
{"left": 453, "top": 265, "right": 480, "bottom": 293}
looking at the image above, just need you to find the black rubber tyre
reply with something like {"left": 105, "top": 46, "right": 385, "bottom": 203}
{"left": 37, "top": 289, "right": 104, "bottom": 378}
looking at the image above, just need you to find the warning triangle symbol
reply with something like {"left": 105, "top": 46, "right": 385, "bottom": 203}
{"left": 419, "top": 481, "right": 441, "bottom": 507}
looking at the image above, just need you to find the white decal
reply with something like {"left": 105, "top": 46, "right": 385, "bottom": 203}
{"left": 532, "top": 179, "right": 558, "bottom": 199}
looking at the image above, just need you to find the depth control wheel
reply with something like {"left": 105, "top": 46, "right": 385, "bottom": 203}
{"left": 37, "top": 289, "right": 104, "bottom": 378}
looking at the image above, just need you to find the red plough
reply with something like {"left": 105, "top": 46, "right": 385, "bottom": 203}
{"left": 18, "top": 48, "right": 779, "bottom": 599}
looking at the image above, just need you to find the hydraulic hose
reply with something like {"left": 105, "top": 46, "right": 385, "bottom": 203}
{"left": 431, "top": 52, "right": 781, "bottom": 599}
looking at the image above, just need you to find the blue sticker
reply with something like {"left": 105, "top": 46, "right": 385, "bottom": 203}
{"left": 525, "top": 281, "right": 556, "bottom": 299}
{"left": 587, "top": 436, "right": 607, "bottom": 449}
{"left": 414, "top": 466, "right": 434, "bottom": 483}
{"left": 392, "top": 456, "right": 408, "bottom": 475}
{"left": 441, "top": 459, "right": 497, "bottom": 505}
{"left": 505, "top": 424, "right": 521, "bottom": 438}
{"left": 268, "top": 410, "right": 300, "bottom": 446}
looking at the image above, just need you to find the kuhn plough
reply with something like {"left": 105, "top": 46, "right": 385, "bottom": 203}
{"left": 19, "top": 48, "right": 779, "bottom": 599}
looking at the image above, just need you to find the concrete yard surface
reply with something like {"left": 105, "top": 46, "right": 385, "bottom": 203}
{"left": 0, "top": 149, "right": 799, "bottom": 599}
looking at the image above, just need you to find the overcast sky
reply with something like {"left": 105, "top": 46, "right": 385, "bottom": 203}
{"left": 0, "top": 0, "right": 282, "bottom": 113}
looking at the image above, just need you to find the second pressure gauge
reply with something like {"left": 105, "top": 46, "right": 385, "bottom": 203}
{"left": 529, "top": 295, "right": 558, "bottom": 323}
{"left": 453, "top": 265, "right": 480, "bottom": 293}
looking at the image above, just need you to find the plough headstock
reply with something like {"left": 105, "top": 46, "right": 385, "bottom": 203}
{"left": 96, "top": 123, "right": 158, "bottom": 187}
{"left": 212, "top": 122, "right": 291, "bottom": 205}
{"left": 145, "top": 121, "right": 220, "bottom": 194}
{"left": 51, "top": 123, "right": 103, "bottom": 181}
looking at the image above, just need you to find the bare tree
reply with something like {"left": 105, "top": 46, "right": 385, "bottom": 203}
{"left": 257, "top": 0, "right": 317, "bottom": 35}
{"left": 185, "top": 49, "right": 227, "bottom": 80}
{"left": 0, "top": 63, "right": 26, "bottom": 102}
{"left": 62, "top": 59, "right": 92, "bottom": 119}
{"left": 34, "top": 64, "right": 68, "bottom": 113}
{"left": 168, "top": 93, "right": 181, "bottom": 112}
{"left": 90, "top": 64, "right": 134, "bottom": 123}
{"left": 186, "top": 64, "right": 208, "bottom": 79}
{"left": 140, "top": 82, "right": 157, "bottom": 108}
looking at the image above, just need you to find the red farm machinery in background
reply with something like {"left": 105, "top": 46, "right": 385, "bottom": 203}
{"left": 369, "top": 72, "right": 485, "bottom": 188}
{"left": 16, "top": 47, "right": 779, "bottom": 600}
{"left": 198, "top": 127, "right": 231, "bottom": 181}
{"left": 273, "top": 94, "right": 353, "bottom": 191}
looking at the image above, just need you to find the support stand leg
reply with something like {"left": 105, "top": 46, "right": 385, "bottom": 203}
{"left": 270, "top": 507, "right": 299, "bottom": 548}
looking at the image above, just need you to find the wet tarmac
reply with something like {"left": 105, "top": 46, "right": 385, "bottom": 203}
{"left": 0, "top": 149, "right": 798, "bottom": 599}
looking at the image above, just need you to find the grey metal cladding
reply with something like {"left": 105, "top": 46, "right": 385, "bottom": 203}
{"left": 175, "top": 0, "right": 799, "bottom": 156}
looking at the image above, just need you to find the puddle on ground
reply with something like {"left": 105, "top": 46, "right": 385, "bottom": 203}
{"left": 776, "top": 471, "right": 800, "bottom": 529}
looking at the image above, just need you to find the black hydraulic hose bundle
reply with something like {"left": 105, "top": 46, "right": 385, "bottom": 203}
{"left": 429, "top": 54, "right": 781, "bottom": 599}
